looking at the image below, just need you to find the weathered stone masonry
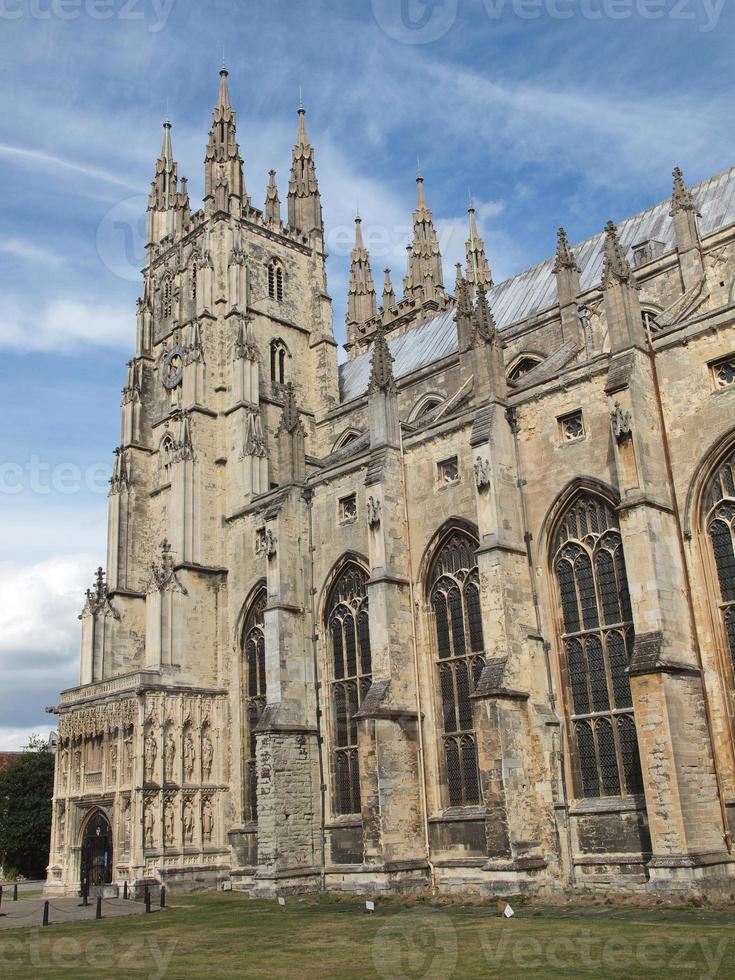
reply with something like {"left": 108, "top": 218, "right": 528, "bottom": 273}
{"left": 47, "top": 69, "right": 735, "bottom": 899}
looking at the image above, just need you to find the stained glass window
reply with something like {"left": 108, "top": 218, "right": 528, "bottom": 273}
{"left": 429, "top": 531, "right": 485, "bottom": 807}
{"left": 327, "top": 563, "right": 371, "bottom": 815}
{"left": 242, "top": 586, "right": 267, "bottom": 821}
{"left": 553, "top": 494, "right": 643, "bottom": 798}
{"left": 704, "top": 449, "right": 735, "bottom": 675}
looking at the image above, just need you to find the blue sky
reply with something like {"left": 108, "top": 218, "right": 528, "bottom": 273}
{"left": 1, "top": 0, "right": 733, "bottom": 747}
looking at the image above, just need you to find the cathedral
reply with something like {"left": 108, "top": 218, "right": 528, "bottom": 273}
{"left": 46, "top": 67, "right": 735, "bottom": 899}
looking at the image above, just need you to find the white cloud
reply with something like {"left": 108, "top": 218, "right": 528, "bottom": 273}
{"left": 0, "top": 143, "right": 140, "bottom": 193}
{"left": 0, "top": 553, "right": 92, "bottom": 665}
{"left": 0, "top": 297, "right": 134, "bottom": 353}
{"left": 0, "top": 553, "right": 92, "bottom": 744}
{"left": 0, "top": 239, "right": 64, "bottom": 266}
{"left": 0, "top": 727, "right": 56, "bottom": 752}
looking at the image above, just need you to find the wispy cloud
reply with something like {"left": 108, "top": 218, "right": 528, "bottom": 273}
{"left": 0, "top": 143, "right": 140, "bottom": 192}
{"left": 0, "top": 296, "right": 133, "bottom": 353}
{"left": 0, "top": 238, "right": 64, "bottom": 265}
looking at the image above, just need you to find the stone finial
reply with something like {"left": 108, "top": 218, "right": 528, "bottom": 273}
{"left": 670, "top": 166, "right": 701, "bottom": 217}
{"left": 403, "top": 174, "right": 444, "bottom": 302}
{"left": 465, "top": 206, "right": 493, "bottom": 290}
{"left": 204, "top": 65, "right": 246, "bottom": 211}
{"left": 553, "top": 227, "right": 580, "bottom": 274}
{"left": 601, "top": 220, "right": 638, "bottom": 290}
{"left": 346, "top": 216, "right": 377, "bottom": 327}
{"left": 382, "top": 268, "right": 396, "bottom": 311}
{"left": 265, "top": 169, "right": 281, "bottom": 225}
{"left": 287, "top": 106, "right": 323, "bottom": 235}
{"left": 147, "top": 120, "right": 189, "bottom": 217}
{"left": 455, "top": 265, "right": 472, "bottom": 319}
{"left": 472, "top": 283, "right": 497, "bottom": 343}
{"left": 367, "top": 324, "right": 396, "bottom": 394}
{"left": 110, "top": 447, "right": 131, "bottom": 495}
{"left": 278, "top": 382, "right": 304, "bottom": 434}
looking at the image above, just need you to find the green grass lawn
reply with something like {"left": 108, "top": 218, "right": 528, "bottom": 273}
{"left": 1, "top": 891, "right": 734, "bottom": 979}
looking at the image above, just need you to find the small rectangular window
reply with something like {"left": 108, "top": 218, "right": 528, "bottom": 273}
{"left": 438, "top": 457, "right": 459, "bottom": 485}
{"left": 710, "top": 353, "right": 735, "bottom": 389}
{"left": 339, "top": 494, "right": 357, "bottom": 523}
{"left": 558, "top": 410, "right": 584, "bottom": 443}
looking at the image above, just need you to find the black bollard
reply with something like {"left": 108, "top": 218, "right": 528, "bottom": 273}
{"left": 13, "top": 883, "right": 18, "bottom": 901}
{"left": 160, "top": 885, "right": 166, "bottom": 909}
{"left": 96, "top": 896, "right": 102, "bottom": 920}
{"left": 123, "top": 880, "right": 128, "bottom": 900}
{"left": 145, "top": 890, "right": 151, "bottom": 913}
{"left": 42, "top": 900, "right": 49, "bottom": 927}
{"left": 82, "top": 880, "right": 89, "bottom": 907}
{"left": 0, "top": 885, "right": 3, "bottom": 911}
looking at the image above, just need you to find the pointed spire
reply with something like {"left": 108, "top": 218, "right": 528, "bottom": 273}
{"left": 204, "top": 66, "right": 246, "bottom": 214}
{"left": 670, "top": 166, "right": 701, "bottom": 217}
{"left": 382, "top": 268, "right": 396, "bottom": 310}
{"left": 346, "top": 215, "right": 377, "bottom": 328}
{"left": 403, "top": 173, "right": 444, "bottom": 303}
{"left": 265, "top": 169, "right": 281, "bottom": 225}
{"left": 553, "top": 226, "right": 580, "bottom": 274}
{"left": 288, "top": 105, "right": 323, "bottom": 238}
{"left": 368, "top": 324, "right": 396, "bottom": 395}
{"left": 147, "top": 120, "right": 190, "bottom": 242}
{"left": 465, "top": 206, "right": 493, "bottom": 290}
{"left": 149, "top": 120, "right": 178, "bottom": 211}
{"left": 217, "top": 65, "right": 230, "bottom": 109}
{"left": 601, "top": 220, "right": 637, "bottom": 290}
{"left": 553, "top": 227, "right": 584, "bottom": 348}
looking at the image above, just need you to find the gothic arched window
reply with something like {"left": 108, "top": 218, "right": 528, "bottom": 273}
{"left": 428, "top": 530, "right": 484, "bottom": 807}
{"left": 242, "top": 586, "right": 267, "bottom": 821}
{"left": 267, "top": 259, "right": 284, "bottom": 302}
{"left": 552, "top": 493, "right": 643, "bottom": 798}
{"left": 703, "top": 447, "right": 735, "bottom": 676}
{"left": 159, "top": 435, "right": 174, "bottom": 485}
{"left": 270, "top": 339, "right": 288, "bottom": 386}
{"left": 507, "top": 353, "right": 543, "bottom": 385}
{"left": 161, "top": 274, "right": 173, "bottom": 319}
{"left": 326, "top": 563, "right": 371, "bottom": 815}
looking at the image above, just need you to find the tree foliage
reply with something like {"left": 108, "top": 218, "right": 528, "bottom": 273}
{"left": 0, "top": 737, "right": 55, "bottom": 878}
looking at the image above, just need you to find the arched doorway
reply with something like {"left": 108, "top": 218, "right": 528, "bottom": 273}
{"left": 80, "top": 810, "right": 113, "bottom": 888}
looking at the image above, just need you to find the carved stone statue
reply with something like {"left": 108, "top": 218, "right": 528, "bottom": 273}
{"left": 110, "top": 742, "right": 118, "bottom": 781}
{"left": 164, "top": 731, "right": 176, "bottom": 782}
{"left": 202, "top": 798, "right": 214, "bottom": 843}
{"left": 183, "top": 799, "right": 194, "bottom": 844}
{"left": 202, "top": 734, "right": 214, "bottom": 781}
{"left": 144, "top": 732, "right": 157, "bottom": 782}
{"left": 123, "top": 797, "right": 131, "bottom": 847}
{"left": 58, "top": 804, "right": 66, "bottom": 850}
{"left": 144, "top": 803, "right": 154, "bottom": 849}
{"left": 183, "top": 731, "right": 196, "bottom": 781}
{"left": 163, "top": 800, "right": 174, "bottom": 846}
{"left": 474, "top": 456, "right": 491, "bottom": 491}
{"left": 124, "top": 736, "right": 133, "bottom": 782}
